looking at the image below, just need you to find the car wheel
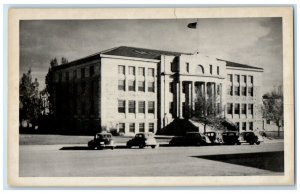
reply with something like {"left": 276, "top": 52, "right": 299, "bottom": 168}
{"left": 111, "top": 146, "right": 114, "bottom": 150}
{"left": 151, "top": 145, "right": 156, "bottom": 149}
{"left": 256, "top": 141, "right": 260, "bottom": 145}
{"left": 249, "top": 141, "right": 254, "bottom": 145}
{"left": 237, "top": 142, "right": 241, "bottom": 145}
{"left": 139, "top": 144, "right": 145, "bottom": 149}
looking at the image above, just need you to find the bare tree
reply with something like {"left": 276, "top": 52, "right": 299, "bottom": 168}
{"left": 262, "top": 87, "right": 283, "bottom": 137}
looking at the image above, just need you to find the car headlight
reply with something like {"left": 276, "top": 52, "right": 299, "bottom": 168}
{"left": 100, "top": 142, "right": 105, "bottom": 145}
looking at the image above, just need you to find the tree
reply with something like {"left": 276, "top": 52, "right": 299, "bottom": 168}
{"left": 262, "top": 87, "right": 284, "bottom": 137}
{"left": 19, "top": 69, "right": 42, "bottom": 128}
{"left": 61, "top": 57, "right": 68, "bottom": 64}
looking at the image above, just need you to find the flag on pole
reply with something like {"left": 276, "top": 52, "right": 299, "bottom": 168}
{"left": 187, "top": 22, "right": 197, "bottom": 29}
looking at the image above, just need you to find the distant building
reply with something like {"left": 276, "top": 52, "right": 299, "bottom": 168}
{"left": 50, "top": 46, "right": 264, "bottom": 135}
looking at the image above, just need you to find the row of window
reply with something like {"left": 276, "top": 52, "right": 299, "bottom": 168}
{"left": 119, "top": 122, "right": 155, "bottom": 133}
{"left": 227, "top": 103, "right": 254, "bottom": 115}
{"left": 227, "top": 86, "right": 253, "bottom": 96}
{"left": 118, "top": 65, "right": 155, "bottom": 77}
{"left": 58, "top": 65, "right": 95, "bottom": 82}
{"left": 227, "top": 74, "right": 253, "bottom": 84}
{"left": 118, "top": 100, "right": 155, "bottom": 114}
{"left": 236, "top": 122, "right": 254, "bottom": 131}
{"left": 172, "top": 63, "right": 220, "bottom": 76}
{"left": 118, "top": 80, "right": 155, "bottom": 92}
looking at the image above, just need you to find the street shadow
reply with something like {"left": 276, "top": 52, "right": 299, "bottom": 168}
{"left": 192, "top": 151, "right": 284, "bottom": 172}
{"left": 59, "top": 145, "right": 144, "bottom": 150}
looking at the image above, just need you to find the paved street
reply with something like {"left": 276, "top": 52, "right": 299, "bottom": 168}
{"left": 20, "top": 142, "right": 284, "bottom": 177}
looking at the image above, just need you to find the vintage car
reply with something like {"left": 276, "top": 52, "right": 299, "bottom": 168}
{"left": 169, "top": 132, "right": 211, "bottom": 146}
{"left": 88, "top": 132, "right": 115, "bottom": 150}
{"left": 126, "top": 132, "right": 158, "bottom": 149}
{"left": 203, "top": 131, "right": 223, "bottom": 144}
{"left": 222, "top": 131, "right": 241, "bottom": 145}
{"left": 239, "top": 131, "right": 262, "bottom": 145}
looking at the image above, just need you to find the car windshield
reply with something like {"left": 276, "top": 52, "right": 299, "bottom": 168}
{"left": 97, "top": 134, "right": 111, "bottom": 139}
{"left": 135, "top": 134, "right": 144, "bottom": 138}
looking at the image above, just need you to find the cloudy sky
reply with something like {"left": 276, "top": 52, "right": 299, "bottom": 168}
{"left": 20, "top": 18, "right": 282, "bottom": 93}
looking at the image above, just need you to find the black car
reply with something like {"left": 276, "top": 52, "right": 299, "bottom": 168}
{"left": 239, "top": 131, "right": 261, "bottom": 145}
{"left": 169, "top": 132, "right": 211, "bottom": 146}
{"left": 88, "top": 132, "right": 115, "bottom": 150}
{"left": 203, "top": 131, "right": 223, "bottom": 144}
{"left": 222, "top": 131, "right": 240, "bottom": 145}
{"left": 126, "top": 133, "right": 158, "bottom": 149}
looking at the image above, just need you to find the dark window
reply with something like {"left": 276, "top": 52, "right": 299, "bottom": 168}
{"left": 148, "top": 101, "right": 155, "bottom": 114}
{"left": 89, "top": 66, "right": 94, "bottom": 76}
{"left": 138, "top": 67, "right": 145, "bottom": 76}
{"left": 119, "top": 123, "right": 125, "bottom": 133}
{"left": 129, "top": 100, "right": 136, "bottom": 113}
{"left": 266, "top": 120, "right": 271, "bottom": 124}
{"left": 234, "top": 75, "right": 240, "bottom": 83}
{"left": 59, "top": 73, "right": 62, "bottom": 82}
{"left": 148, "top": 81, "right": 155, "bottom": 92}
{"left": 138, "top": 81, "right": 145, "bottom": 92}
{"left": 209, "top": 65, "right": 213, "bottom": 74}
{"left": 197, "top": 65, "right": 204, "bottom": 74}
{"left": 234, "top": 86, "right": 240, "bottom": 96}
{"left": 118, "top": 80, "right": 125, "bottom": 91}
{"left": 118, "top": 100, "right": 125, "bottom": 113}
{"left": 186, "top": 63, "right": 189, "bottom": 73}
{"left": 148, "top": 68, "right": 155, "bottom": 77}
{"left": 242, "top": 122, "right": 246, "bottom": 131}
{"left": 227, "top": 86, "right": 233, "bottom": 96}
{"left": 73, "top": 70, "right": 77, "bottom": 79}
{"left": 149, "top": 123, "right": 154, "bottom": 133}
{"left": 118, "top": 65, "right": 125, "bottom": 75}
{"left": 90, "top": 99, "right": 94, "bottom": 115}
{"left": 248, "top": 87, "right": 253, "bottom": 96}
{"left": 236, "top": 122, "right": 240, "bottom": 130}
{"left": 242, "top": 86, "right": 247, "bottom": 96}
{"left": 242, "top": 75, "right": 247, "bottom": 83}
{"left": 66, "top": 72, "right": 69, "bottom": 82}
{"left": 171, "top": 62, "right": 176, "bottom": 72}
{"left": 234, "top": 103, "right": 240, "bottom": 114}
{"left": 169, "top": 102, "right": 173, "bottom": 114}
{"left": 249, "top": 122, "right": 253, "bottom": 130}
{"left": 217, "top": 85, "right": 220, "bottom": 95}
{"left": 249, "top": 75, "right": 253, "bottom": 84}
{"left": 217, "top": 66, "right": 220, "bottom": 75}
{"left": 81, "top": 81, "right": 86, "bottom": 93}
{"left": 227, "top": 103, "right": 233, "bottom": 114}
{"left": 248, "top": 104, "right": 254, "bottom": 114}
{"left": 128, "top": 80, "right": 135, "bottom": 91}
{"left": 81, "top": 102, "right": 85, "bottom": 116}
{"left": 139, "top": 123, "right": 145, "bottom": 132}
{"left": 128, "top": 66, "right": 135, "bottom": 75}
{"left": 129, "top": 123, "right": 135, "bottom": 133}
{"left": 81, "top": 68, "right": 85, "bottom": 79}
{"left": 169, "top": 82, "right": 174, "bottom": 93}
{"left": 241, "top": 104, "right": 247, "bottom": 114}
{"left": 227, "top": 74, "right": 233, "bottom": 82}
{"left": 138, "top": 101, "right": 145, "bottom": 113}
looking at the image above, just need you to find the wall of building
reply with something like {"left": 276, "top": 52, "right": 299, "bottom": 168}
{"left": 100, "top": 56, "right": 159, "bottom": 135}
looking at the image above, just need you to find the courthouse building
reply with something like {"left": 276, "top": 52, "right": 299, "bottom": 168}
{"left": 51, "top": 46, "right": 264, "bottom": 135}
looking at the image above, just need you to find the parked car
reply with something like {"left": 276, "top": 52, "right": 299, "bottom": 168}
{"left": 222, "top": 131, "right": 240, "bottom": 145}
{"left": 239, "top": 131, "right": 261, "bottom": 145}
{"left": 203, "top": 131, "right": 223, "bottom": 144}
{"left": 169, "top": 132, "right": 211, "bottom": 146}
{"left": 126, "top": 132, "right": 158, "bottom": 149}
{"left": 88, "top": 132, "right": 115, "bottom": 150}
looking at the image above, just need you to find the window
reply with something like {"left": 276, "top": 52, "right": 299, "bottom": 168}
{"left": 196, "top": 65, "right": 204, "bottom": 74}
{"left": 236, "top": 122, "right": 240, "bottom": 130}
{"left": 73, "top": 70, "right": 77, "bottom": 79}
{"left": 81, "top": 102, "right": 85, "bottom": 115}
{"left": 169, "top": 102, "right": 173, "bottom": 114}
{"left": 249, "top": 75, "right": 253, "bottom": 84}
{"left": 138, "top": 81, "right": 145, "bottom": 92}
{"left": 217, "top": 85, "right": 220, "bottom": 95}
{"left": 248, "top": 87, "right": 253, "bottom": 96}
{"left": 209, "top": 65, "right": 213, "bottom": 74}
{"left": 248, "top": 104, "right": 253, "bottom": 114}
{"left": 138, "top": 67, "right": 145, "bottom": 76}
{"left": 242, "top": 86, "right": 247, "bottom": 96}
{"left": 148, "top": 81, "right": 155, "bottom": 92}
{"left": 118, "top": 100, "right": 125, "bottom": 113}
{"left": 217, "top": 66, "right": 220, "bottom": 75}
{"left": 139, "top": 123, "right": 145, "bottom": 132}
{"left": 89, "top": 66, "right": 94, "bottom": 76}
{"left": 128, "top": 80, "right": 135, "bottom": 91}
{"left": 234, "top": 86, "right": 240, "bottom": 96}
{"left": 249, "top": 122, "right": 253, "bottom": 131}
{"left": 171, "top": 62, "right": 176, "bottom": 72}
{"left": 129, "top": 123, "right": 135, "bottom": 133}
{"left": 242, "top": 122, "right": 246, "bottom": 131}
{"left": 149, "top": 123, "right": 154, "bottom": 133}
{"left": 90, "top": 99, "right": 94, "bottom": 115}
{"left": 138, "top": 101, "right": 145, "bottom": 113}
{"left": 234, "top": 75, "right": 240, "bottom": 83}
{"left": 148, "top": 68, "right": 155, "bottom": 77}
{"left": 186, "top": 63, "right": 189, "bottom": 73}
{"left": 227, "top": 103, "right": 233, "bottom": 114}
{"left": 266, "top": 120, "right": 271, "bottom": 124}
{"left": 234, "top": 103, "right": 240, "bottom": 114}
{"left": 59, "top": 73, "right": 62, "bottom": 82}
{"left": 128, "top": 66, "right": 135, "bottom": 75}
{"left": 129, "top": 100, "right": 136, "bottom": 113}
{"left": 242, "top": 75, "right": 247, "bottom": 83}
{"left": 169, "top": 82, "right": 174, "bottom": 93}
{"left": 118, "top": 80, "right": 125, "bottom": 91}
{"left": 227, "top": 74, "right": 233, "bottom": 82}
{"left": 119, "top": 123, "right": 125, "bottom": 133}
{"left": 81, "top": 81, "right": 86, "bottom": 93}
{"left": 66, "top": 72, "right": 69, "bottom": 82}
{"left": 118, "top": 65, "right": 125, "bottom": 75}
{"left": 81, "top": 68, "right": 85, "bottom": 79}
{"left": 241, "top": 104, "right": 246, "bottom": 114}
{"left": 227, "top": 86, "right": 233, "bottom": 96}
{"left": 148, "top": 101, "right": 155, "bottom": 114}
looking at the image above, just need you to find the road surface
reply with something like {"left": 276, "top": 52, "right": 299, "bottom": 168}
{"left": 20, "top": 142, "right": 284, "bottom": 177}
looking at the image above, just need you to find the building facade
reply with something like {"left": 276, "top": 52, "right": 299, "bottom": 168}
{"left": 51, "top": 46, "right": 264, "bottom": 135}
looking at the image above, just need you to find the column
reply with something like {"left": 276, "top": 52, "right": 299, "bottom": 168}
{"left": 179, "top": 81, "right": 183, "bottom": 118}
{"left": 176, "top": 82, "right": 180, "bottom": 118}
{"left": 191, "top": 81, "right": 195, "bottom": 111}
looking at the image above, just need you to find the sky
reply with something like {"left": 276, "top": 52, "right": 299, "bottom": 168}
{"left": 20, "top": 18, "right": 283, "bottom": 93}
